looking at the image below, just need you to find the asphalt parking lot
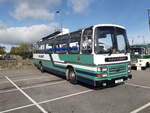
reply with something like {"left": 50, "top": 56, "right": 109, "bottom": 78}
{"left": 0, "top": 66, "right": 150, "bottom": 113}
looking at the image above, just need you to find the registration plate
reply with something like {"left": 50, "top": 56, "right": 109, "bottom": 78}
{"left": 115, "top": 79, "right": 123, "bottom": 84}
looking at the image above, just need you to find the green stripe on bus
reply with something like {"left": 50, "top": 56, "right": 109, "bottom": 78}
{"left": 59, "top": 54, "right": 94, "bottom": 65}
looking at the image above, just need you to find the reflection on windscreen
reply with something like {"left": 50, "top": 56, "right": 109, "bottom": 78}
{"left": 94, "top": 27, "right": 128, "bottom": 54}
{"left": 95, "top": 27, "right": 114, "bottom": 54}
{"left": 116, "top": 29, "right": 126, "bottom": 53}
{"left": 96, "top": 34, "right": 113, "bottom": 54}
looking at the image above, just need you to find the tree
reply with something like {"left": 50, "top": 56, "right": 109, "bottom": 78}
{"left": 0, "top": 46, "right": 6, "bottom": 54}
{"left": 10, "top": 43, "right": 32, "bottom": 59}
{"left": 10, "top": 47, "right": 17, "bottom": 55}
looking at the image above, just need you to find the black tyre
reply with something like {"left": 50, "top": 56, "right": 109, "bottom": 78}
{"left": 68, "top": 68, "right": 77, "bottom": 84}
{"left": 65, "top": 68, "right": 70, "bottom": 81}
{"left": 146, "top": 62, "right": 150, "bottom": 67}
{"left": 40, "top": 64, "right": 44, "bottom": 73}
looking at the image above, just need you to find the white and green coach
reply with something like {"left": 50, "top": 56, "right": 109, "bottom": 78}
{"left": 32, "top": 24, "right": 132, "bottom": 87}
{"left": 131, "top": 44, "right": 150, "bottom": 70}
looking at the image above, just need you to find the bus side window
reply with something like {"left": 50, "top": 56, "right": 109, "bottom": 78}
{"left": 39, "top": 44, "right": 45, "bottom": 50}
{"left": 38, "top": 44, "right": 45, "bottom": 53}
{"left": 54, "top": 34, "right": 69, "bottom": 54}
{"left": 148, "top": 48, "right": 150, "bottom": 55}
{"left": 145, "top": 48, "right": 148, "bottom": 54}
{"left": 69, "top": 31, "right": 81, "bottom": 54}
{"left": 55, "top": 44, "right": 60, "bottom": 53}
{"left": 45, "top": 43, "right": 53, "bottom": 53}
{"left": 33, "top": 43, "right": 39, "bottom": 53}
{"left": 82, "top": 28, "right": 93, "bottom": 54}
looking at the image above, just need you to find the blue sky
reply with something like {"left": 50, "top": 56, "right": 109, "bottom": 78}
{"left": 0, "top": 0, "right": 150, "bottom": 51}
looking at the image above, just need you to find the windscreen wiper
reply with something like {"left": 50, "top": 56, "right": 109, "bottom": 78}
{"left": 125, "top": 46, "right": 130, "bottom": 55}
{"left": 108, "top": 48, "right": 113, "bottom": 56}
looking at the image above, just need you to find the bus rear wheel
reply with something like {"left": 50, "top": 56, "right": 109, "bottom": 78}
{"left": 40, "top": 64, "right": 44, "bottom": 73}
{"left": 68, "top": 68, "right": 77, "bottom": 84}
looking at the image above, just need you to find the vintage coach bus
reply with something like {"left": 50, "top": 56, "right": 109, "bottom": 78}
{"left": 131, "top": 44, "right": 150, "bottom": 70}
{"left": 33, "top": 24, "right": 132, "bottom": 86}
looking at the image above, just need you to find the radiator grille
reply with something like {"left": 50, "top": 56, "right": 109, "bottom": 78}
{"left": 109, "top": 65, "right": 127, "bottom": 75}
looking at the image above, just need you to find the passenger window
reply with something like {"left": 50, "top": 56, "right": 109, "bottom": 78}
{"left": 82, "top": 28, "right": 93, "bottom": 54}
{"left": 39, "top": 44, "right": 45, "bottom": 50}
{"left": 69, "top": 31, "right": 81, "bottom": 54}
{"left": 45, "top": 44, "right": 53, "bottom": 53}
{"left": 54, "top": 34, "right": 69, "bottom": 54}
{"left": 148, "top": 48, "right": 150, "bottom": 54}
{"left": 36, "top": 44, "right": 45, "bottom": 53}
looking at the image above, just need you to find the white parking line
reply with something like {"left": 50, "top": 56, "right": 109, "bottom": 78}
{"left": 0, "top": 80, "right": 66, "bottom": 94}
{"left": 0, "top": 89, "right": 93, "bottom": 113}
{"left": 0, "top": 76, "right": 52, "bottom": 84}
{"left": 130, "top": 102, "right": 150, "bottom": 113}
{"left": 5, "top": 76, "right": 48, "bottom": 113}
{"left": 39, "top": 89, "right": 93, "bottom": 104}
{"left": 0, "top": 72, "right": 49, "bottom": 78}
{"left": 126, "top": 83, "right": 150, "bottom": 89}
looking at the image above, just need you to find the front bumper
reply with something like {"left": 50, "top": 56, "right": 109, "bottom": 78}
{"left": 95, "top": 74, "right": 132, "bottom": 86}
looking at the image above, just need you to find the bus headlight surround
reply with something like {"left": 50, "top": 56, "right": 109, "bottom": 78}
{"left": 102, "top": 73, "right": 107, "bottom": 77}
{"left": 97, "top": 67, "right": 108, "bottom": 72}
{"left": 128, "top": 64, "right": 131, "bottom": 73}
{"left": 128, "top": 69, "right": 131, "bottom": 73}
{"left": 128, "top": 64, "right": 131, "bottom": 68}
{"left": 97, "top": 73, "right": 107, "bottom": 78}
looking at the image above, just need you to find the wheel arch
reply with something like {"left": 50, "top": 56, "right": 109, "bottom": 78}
{"left": 66, "top": 65, "right": 77, "bottom": 73}
{"left": 39, "top": 60, "right": 42, "bottom": 65}
{"left": 146, "top": 62, "right": 150, "bottom": 67}
{"left": 66, "top": 65, "right": 74, "bottom": 70}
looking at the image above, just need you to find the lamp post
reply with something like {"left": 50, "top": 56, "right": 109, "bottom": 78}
{"left": 56, "top": 10, "right": 63, "bottom": 32}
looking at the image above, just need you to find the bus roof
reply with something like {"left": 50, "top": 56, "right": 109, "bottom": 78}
{"left": 39, "top": 24, "right": 125, "bottom": 42}
{"left": 93, "top": 24, "right": 126, "bottom": 29}
{"left": 42, "top": 30, "right": 61, "bottom": 40}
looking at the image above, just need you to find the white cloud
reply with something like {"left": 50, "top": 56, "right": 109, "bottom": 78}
{"left": 0, "top": 20, "right": 7, "bottom": 28}
{"left": 0, "top": 23, "right": 59, "bottom": 44}
{"left": 67, "top": 0, "right": 92, "bottom": 13}
{"left": 11, "top": 0, "right": 60, "bottom": 20}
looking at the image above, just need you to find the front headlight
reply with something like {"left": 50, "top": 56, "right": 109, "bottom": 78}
{"left": 128, "top": 69, "right": 131, "bottom": 73}
{"left": 96, "top": 73, "right": 107, "bottom": 78}
{"left": 102, "top": 73, "right": 107, "bottom": 77}
{"left": 128, "top": 64, "right": 131, "bottom": 68}
{"left": 97, "top": 67, "right": 107, "bottom": 72}
{"left": 128, "top": 64, "right": 131, "bottom": 72}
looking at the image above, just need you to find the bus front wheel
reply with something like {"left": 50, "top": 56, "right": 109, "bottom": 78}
{"left": 67, "top": 68, "right": 77, "bottom": 84}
